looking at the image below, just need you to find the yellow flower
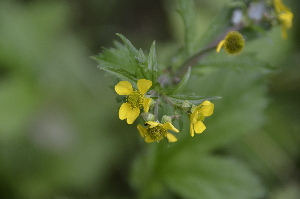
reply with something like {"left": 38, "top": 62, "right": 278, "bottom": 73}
{"left": 189, "top": 101, "right": 214, "bottom": 137}
{"left": 137, "top": 121, "right": 179, "bottom": 143}
{"left": 216, "top": 31, "right": 245, "bottom": 55}
{"left": 274, "top": 0, "right": 293, "bottom": 39}
{"left": 115, "top": 79, "right": 152, "bottom": 124}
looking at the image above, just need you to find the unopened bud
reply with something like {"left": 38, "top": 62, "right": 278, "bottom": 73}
{"left": 181, "top": 100, "right": 193, "bottom": 112}
{"left": 141, "top": 112, "right": 156, "bottom": 122}
{"left": 161, "top": 115, "right": 172, "bottom": 124}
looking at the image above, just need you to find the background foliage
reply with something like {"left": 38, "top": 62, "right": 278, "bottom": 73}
{"left": 0, "top": 0, "right": 299, "bottom": 198}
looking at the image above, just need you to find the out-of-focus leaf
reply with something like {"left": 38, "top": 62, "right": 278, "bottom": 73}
{"left": 176, "top": 0, "right": 197, "bottom": 56}
{"left": 163, "top": 155, "right": 265, "bottom": 199}
{"left": 147, "top": 41, "right": 158, "bottom": 85}
{"left": 271, "top": 183, "right": 300, "bottom": 199}
{"left": 198, "top": 52, "right": 274, "bottom": 73}
{"left": 0, "top": 77, "right": 39, "bottom": 141}
{"left": 168, "top": 67, "right": 191, "bottom": 95}
{"left": 197, "top": 4, "right": 233, "bottom": 50}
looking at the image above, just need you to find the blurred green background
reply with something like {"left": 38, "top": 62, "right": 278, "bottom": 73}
{"left": 0, "top": 0, "right": 299, "bottom": 198}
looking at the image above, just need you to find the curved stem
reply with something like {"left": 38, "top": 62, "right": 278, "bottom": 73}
{"left": 175, "top": 25, "right": 244, "bottom": 78}
{"left": 176, "top": 45, "right": 217, "bottom": 77}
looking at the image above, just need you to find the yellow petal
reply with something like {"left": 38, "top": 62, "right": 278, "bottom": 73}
{"left": 126, "top": 108, "right": 140, "bottom": 124}
{"left": 166, "top": 133, "right": 177, "bottom": 142}
{"left": 280, "top": 12, "right": 293, "bottom": 28}
{"left": 163, "top": 122, "right": 179, "bottom": 133}
{"left": 190, "top": 111, "right": 198, "bottom": 124}
{"left": 274, "top": 0, "right": 290, "bottom": 13}
{"left": 216, "top": 40, "right": 225, "bottom": 52}
{"left": 143, "top": 98, "right": 152, "bottom": 113}
{"left": 199, "top": 101, "right": 214, "bottom": 117}
{"left": 190, "top": 122, "right": 195, "bottom": 137}
{"left": 194, "top": 121, "right": 206, "bottom": 134}
{"left": 145, "top": 137, "right": 155, "bottom": 143}
{"left": 115, "top": 81, "right": 133, "bottom": 95}
{"left": 137, "top": 79, "right": 152, "bottom": 94}
{"left": 146, "top": 121, "right": 159, "bottom": 128}
{"left": 119, "top": 103, "right": 131, "bottom": 120}
{"left": 137, "top": 124, "right": 146, "bottom": 137}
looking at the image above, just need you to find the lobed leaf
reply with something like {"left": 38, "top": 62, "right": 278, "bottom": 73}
{"left": 147, "top": 41, "right": 158, "bottom": 85}
{"left": 91, "top": 41, "right": 135, "bottom": 74}
{"left": 98, "top": 66, "right": 137, "bottom": 86}
{"left": 116, "top": 33, "right": 148, "bottom": 79}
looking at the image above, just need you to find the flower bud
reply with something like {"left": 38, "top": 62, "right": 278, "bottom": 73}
{"left": 161, "top": 115, "right": 172, "bottom": 124}
{"left": 181, "top": 100, "right": 193, "bottom": 112}
{"left": 141, "top": 112, "right": 156, "bottom": 122}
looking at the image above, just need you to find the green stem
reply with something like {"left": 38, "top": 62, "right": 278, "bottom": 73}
{"left": 161, "top": 94, "right": 175, "bottom": 106}
{"left": 176, "top": 45, "right": 217, "bottom": 77}
{"left": 154, "top": 95, "right": 159, "bottom": 121}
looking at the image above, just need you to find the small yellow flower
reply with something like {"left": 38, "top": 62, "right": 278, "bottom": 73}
{"left": 274, "top": 0, "right": 293, "bottom": 39}
{"left": 115, "top": 79, "right": 152, "bottom": 124}
{"left": 137, "top": 121, "right": 179, "bottom": 143}
{"left": 189, "top": 101, "right": 214, "bottom": 137}
{"left": 216, "top": 31, "right": 245, "bottom": 55}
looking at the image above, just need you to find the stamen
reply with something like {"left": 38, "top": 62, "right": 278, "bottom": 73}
{"left": 127, "top": 90, "right": 144, "bottom": 108}
{"left": 146, "top": 125, "right": 167, "bottom": 142}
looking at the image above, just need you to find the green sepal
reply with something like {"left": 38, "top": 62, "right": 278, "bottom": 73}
{"left": 116, "top": 95, "right": 126, "bottom": 103}
{"left": 168, "top": 67, "right": 191, "bottom": 95}
{"left": 168, "top": 94, "right": 222, "bottom": 105}
{"left": 98, "top": 66, "right": 137, "bottom": 86}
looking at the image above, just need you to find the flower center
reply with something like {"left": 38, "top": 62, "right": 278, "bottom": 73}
{"left": 197, "top": 113, "right": 205, "bottom": 121}
{"left": 146, "top": 125, "right": 167, "bottom": 142}
{"left": 127, "top": 90, "right": 144, "bottom": 109}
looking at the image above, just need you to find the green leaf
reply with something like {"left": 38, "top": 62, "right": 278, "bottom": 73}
{"left": 147, "top": 41, "right": 158, "bottom": 85}
{"left": 176, "top": 0, "right": 197, "bottom": 56}
{"left": 198, "top": 52, "right": 274, "bottom": 73}
{"left": 91, "top": 41, "right": 136, "bottom": 74}
{"left": 98, "top": 66, "right": 137, "bottom": 86}
{"left": 182, "top": 68, "right": 268, "bottom": 152}
{"left": 168, "top": 67, "right": 191, "bottom": 95}
{"left": 167, "top": 94, "right": 221, "bottom": 105}
{"left": 197, "top": 3, "right": 238, "bottom": 50}
{"left": 163, "top": 156, "right": 265, "bottom": 199}
{"left": 116, "top": 33, "right": 148, "bottom": 79}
